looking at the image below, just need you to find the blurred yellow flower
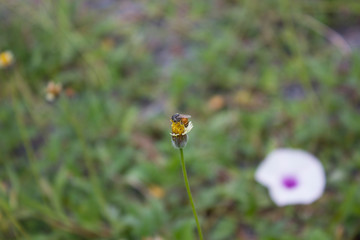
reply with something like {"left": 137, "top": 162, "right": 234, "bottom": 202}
{"left": 46, "top": 81, "right": 62, "bottom": 102}
{"left": 148, "top": 185, "right": 165, "bottom": 199}
{"left": 0, "top": 50, "right": 14, "bottom": 68}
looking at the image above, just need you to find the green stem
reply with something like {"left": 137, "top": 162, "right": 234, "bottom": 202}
{"left": 179, "top": 148, "right": 203, "bottom": 240}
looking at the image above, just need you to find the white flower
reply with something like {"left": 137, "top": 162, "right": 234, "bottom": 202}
{"left": 255, "top": 148, "right": 326, "bottom": 206}
{"left": 45, "top": 81, "right": 62, "bottom": 102}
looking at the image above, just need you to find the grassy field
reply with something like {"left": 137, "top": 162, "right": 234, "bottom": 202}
{"left": 1, "top": 0, "right": 360, "bottom": 239}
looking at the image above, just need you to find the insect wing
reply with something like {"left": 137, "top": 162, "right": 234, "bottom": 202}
{"left": 177, "top": 114, "right": 191, "bottom": 119}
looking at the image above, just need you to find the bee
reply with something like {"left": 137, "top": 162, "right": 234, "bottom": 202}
{"left": 171, "top": 113, "right": 191, "bottom": 127}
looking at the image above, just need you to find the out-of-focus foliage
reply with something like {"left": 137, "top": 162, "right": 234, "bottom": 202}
{"left": 0, "top": 0, "right": 360, "bottom": 239}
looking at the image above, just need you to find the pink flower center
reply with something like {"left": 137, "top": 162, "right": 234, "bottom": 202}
{"left": 282, "top": 176, "right": 298, "bottom": 189}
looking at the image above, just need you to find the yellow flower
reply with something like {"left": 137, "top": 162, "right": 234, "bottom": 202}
{"left": 0, "top": 51, "right": 14, "bottom": 68}
{"left": 171, "top": 121, "right": 193, "bottom": 136}
{"left": 170, "top": 113, "right": 193, "bottom": 148}
{"left": 46, "top": 81, "right": 62, "bottom": 102}
{"left": 148, "top": 185, "right": 165, "bottom": 199}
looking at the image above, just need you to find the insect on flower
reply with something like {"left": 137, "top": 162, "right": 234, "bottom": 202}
{"left": 170, "top": 113, "right": 193, "bottom": 149}
{"left": 172, "top": 113, "right": 191, "bottom": 126}
{"left": 0, "top": 50, "right": 14, "bottom": 69}
{"left": 170, "top": 113, "right": 203, "bottom": 238}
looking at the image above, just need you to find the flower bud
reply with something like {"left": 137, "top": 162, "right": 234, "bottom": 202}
{"left": 171, "top": 134, "right": 188, "bottom": 149}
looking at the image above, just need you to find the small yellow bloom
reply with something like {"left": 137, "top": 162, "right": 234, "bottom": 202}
{"left": 148, "top": 185, "right": 165, "bottom": 199}
{"left": 46, "top": 81, "right": 62, "bottom": 102}
{"left": 170, "top": 113, "right": 193, "bottom": 148}
{"left": 171, "top": 121, "right": 186, "bottom": 136}
{"left": 0, "top": 51, "right": 14, "bottom": 68}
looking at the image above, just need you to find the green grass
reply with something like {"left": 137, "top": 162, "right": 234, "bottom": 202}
{"left": 1, "top": 0, "right": 360, "bottom": 239}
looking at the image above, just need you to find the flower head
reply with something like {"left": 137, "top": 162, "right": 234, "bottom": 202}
{"left": 0, "top": 50, "right": 14, "bottom": 69}
{"left": 46, "top": 81, "right": 62, "bottom": 102}
{"left": 148, "top": 185, "right": 165, "bottom": 199}
{"left": 255, "top": 148, "right": 326, "bottom": 206}
{"left": 170, "top": 113, "right": 193, "bottom": 149}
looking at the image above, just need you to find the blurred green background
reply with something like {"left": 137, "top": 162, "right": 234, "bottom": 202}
{"left": 1, "top": 0, "right": 360, "bottom": 239}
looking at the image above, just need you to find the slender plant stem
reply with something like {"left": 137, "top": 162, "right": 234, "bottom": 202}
{"left": 179, "top": 148, "right": 203, "bottom": 240}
